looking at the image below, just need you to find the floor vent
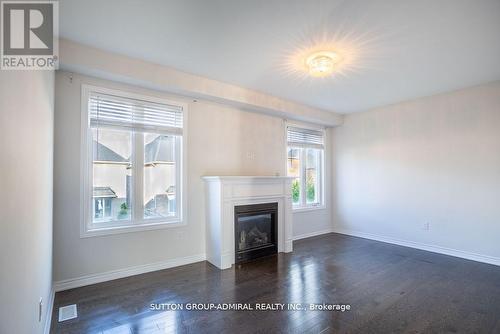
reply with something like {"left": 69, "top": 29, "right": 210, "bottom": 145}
{"left": 58, "top": 304, "right": 78, "bottom": 322}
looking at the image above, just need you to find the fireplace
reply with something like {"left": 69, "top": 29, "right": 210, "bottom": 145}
{"left": 203, "top": 176, "right": 293, "bottom": 269}
{"left": 234, "top": 202, "right": 278, "bottom": 263}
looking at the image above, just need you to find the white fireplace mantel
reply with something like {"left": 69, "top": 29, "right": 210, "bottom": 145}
{"left": 202, "top": 176, "right": 294, "bottom": 269}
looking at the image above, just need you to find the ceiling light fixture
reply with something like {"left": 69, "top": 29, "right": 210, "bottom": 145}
{"left": 305, "top": 51, "right": 342, "bottom": 77}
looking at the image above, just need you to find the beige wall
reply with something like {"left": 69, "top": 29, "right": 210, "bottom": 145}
{"left": 0, "top": 71, "right": 54, "bottom": 334}
{"left": 332, "top": 81, "right": 500, "bottom": 263}
{"left": 53, "top": 71, "right": 333, "bottom": 282}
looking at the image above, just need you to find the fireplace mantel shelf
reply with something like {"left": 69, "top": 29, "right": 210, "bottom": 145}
{"left": 203, "top": 175, "right": 294, "bottom": 269}
{"left": 202, "top": 176, "right": 295, "bottom": 180}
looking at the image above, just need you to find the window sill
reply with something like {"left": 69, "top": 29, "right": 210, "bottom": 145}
{"left": 80, "top": 220, "right": 185, "bottom": 238}
{"left": 292, "top": 205, "right": 326, "bottom": 213}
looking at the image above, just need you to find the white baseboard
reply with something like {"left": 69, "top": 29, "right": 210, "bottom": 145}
{"left": 332, "top": 228, "right": 500, "bottom": 267}
{"left": 293, "top": 228, "right": 334, "bottom": 241}
{"left": 44, "top": 286, "right": 55, "bottom": 334}
{"left": 54, "top": 253, "right": 206, "bottom": 292}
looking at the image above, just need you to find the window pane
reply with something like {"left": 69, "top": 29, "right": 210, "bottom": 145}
{"left": 92, "top": 128, "right": 132, "bottom": 223}
{"left": 144, "top": 133, "right": 177, "bottom": 219}
{"left": 287, "top": 148, "right": 301, "bottom": 205}
{"left": 305, "top": 148, "right": 320, "bottom": 204}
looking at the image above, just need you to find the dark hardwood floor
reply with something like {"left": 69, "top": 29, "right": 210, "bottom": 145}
{"left": 50, "top": 233, "right": 500, "bottom": 334}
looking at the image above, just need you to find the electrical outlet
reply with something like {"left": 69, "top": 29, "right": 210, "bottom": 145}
{"left": 39, "top": 298, "right": 43, "bottom": 322}
{"left": 422, "top": 222, "right": 430, "bottom": 231}
{"left": 246, "top": 151, "right": 255, "bottom": 160}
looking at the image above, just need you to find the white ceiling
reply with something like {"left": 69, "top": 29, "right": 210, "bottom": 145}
{"left": 59, "top": 0, "right": 500, "bottom": 113}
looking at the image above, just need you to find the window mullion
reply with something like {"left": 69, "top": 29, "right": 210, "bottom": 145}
{"left": 301, "top": 147, "right": 306, "bottom": 207}
{"left": 87, "top": 128, "right": 94, "bottom": 229}
{"left": 175, "top": 136, "right": 182, "bottom": 219}
{"left": 319, "top": 149, "right": 323, "bottom": 205}
{"left": 133, "top": 131, "right": 144, "bottom": 223}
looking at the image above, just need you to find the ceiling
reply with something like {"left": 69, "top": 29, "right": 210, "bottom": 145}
{"left": 59, "top": 0, "right": 500, "bottom": 113}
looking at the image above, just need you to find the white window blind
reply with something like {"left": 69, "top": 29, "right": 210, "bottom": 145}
{"left": 287, "top": 126, "right": 324, "bottom": 149}
{"left": 89, "top": 92, "right": 183, "bottom": 135}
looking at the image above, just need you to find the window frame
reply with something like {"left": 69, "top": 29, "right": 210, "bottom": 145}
{"left": 80, "top": 84, "right": 188, "bottom": 238}
{"left": 285, "top": 122, "right": 325, "bottom": 211}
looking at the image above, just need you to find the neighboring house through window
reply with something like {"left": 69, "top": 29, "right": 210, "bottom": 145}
{"left": 81, "top": 85, "right": 186, "bottom": 236}
{"left": 286, "top": 124, "right": 324, "bottom": 209}
{"left": 93, "top": 187, "right": 115, "bottom": 220}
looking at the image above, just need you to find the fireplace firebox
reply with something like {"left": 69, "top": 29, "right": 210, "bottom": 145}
{"left": 234, "top": 202, "right": 278, "bottom": 263}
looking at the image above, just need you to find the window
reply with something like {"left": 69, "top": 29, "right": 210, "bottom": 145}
{"left": 287, "top": 125, "right": 324, "bottom": 209}
{"left": 81, "top": 86, "right": 186, "bottom": 236}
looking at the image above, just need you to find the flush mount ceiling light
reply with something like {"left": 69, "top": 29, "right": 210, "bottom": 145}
{"left": 282, "top": 25, "right": 381, "bottom": 81}
{"left": 305, "top": 51, "right": 342, "bottom": 77}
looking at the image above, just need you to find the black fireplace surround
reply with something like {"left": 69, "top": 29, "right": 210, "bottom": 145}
{"left": 234, "top": 202, "right": 278, "bottom": 263}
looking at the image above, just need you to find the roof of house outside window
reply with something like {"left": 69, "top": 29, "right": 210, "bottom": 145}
{"left": 144, "top": 135, "right": 175, "bottom": 165}
{"left": 93, "top": 140, "right": 128, "bottom": 163}
{"left": 93, "top": 135, "right": 174, "bottom": 165}
{"left": 93, "top": 186, "right": 117, "bottom": 198}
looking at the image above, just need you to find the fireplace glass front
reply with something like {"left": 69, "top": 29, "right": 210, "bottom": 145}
{"left": 234, "top": 202, "right": 278, "bottom": 263}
